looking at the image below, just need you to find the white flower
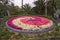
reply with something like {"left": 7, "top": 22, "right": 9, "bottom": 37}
{"left": 11, "top": 17, "right": 53, "bottom": 30}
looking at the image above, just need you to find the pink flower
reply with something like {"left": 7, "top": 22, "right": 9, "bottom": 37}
{"left": 7, "top": 16, "right": 51, "bottom": 30}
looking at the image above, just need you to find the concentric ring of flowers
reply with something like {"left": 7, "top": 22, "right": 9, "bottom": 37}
{"left": 7, "top": 16, "right": 53, "bottom": 30}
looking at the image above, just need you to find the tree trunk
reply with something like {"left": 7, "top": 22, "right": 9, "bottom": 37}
{"left": 22, "top": 0, "right": 23, "bottom": 9}
{"left": 7, "top": 10, "right": 10, "bottom": 16}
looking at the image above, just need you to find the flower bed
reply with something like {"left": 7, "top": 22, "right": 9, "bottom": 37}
{"left": 6, "top": 16, "right": 55, "bottom": 33}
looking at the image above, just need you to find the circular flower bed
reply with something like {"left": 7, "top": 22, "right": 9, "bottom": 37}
{"left": 6, "top": 16, "right": 55, "bottom": 33}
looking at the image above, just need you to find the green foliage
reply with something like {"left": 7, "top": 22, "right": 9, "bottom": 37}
{"left": 22, "top": 4, "right": 32, "bottom": 15}
{"left": 3, "top": 16, "right": 11, "bottom": 22}
{"left": 0, "top": 3, "right": 6, "bottom": 17}
{"left": 9, "top": 5, "right": 21, "bottom": 15}
{"left": 32, "top": 0, "right": 45, "bottom": 15}
{"left": 55, "top": 0, "right": 60, "bottom": 9}
{"left": 47, "top": 0, "right": 56, "bottom": 15}
{"left": 32, "top": 0, "right": 56, "bottom": 16}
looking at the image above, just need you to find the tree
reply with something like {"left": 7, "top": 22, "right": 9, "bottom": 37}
{"left": 0, "top": 0, "right": 18, "bottom": 17}
{"left": 22, "top": 0, "right": 23, "bottom": 9}
{"left": 9, "top": 5, "right": 21, "bottom": 15}
{"left": 47, "top": 0, "right": 56, "bottom": 15}
{"left": 22, "top": 4, "right": 32, "bottom": 15}
{"left": 33, "top": 0, "right": 56, "bottom": 16}
{"left": 55, "top": 0, "right": 60, "bottom": 9}
{"left": 0, "top": 3, "right": 6, "bottom": 17}
{"left": 32, "top": 0, "right": 45, "bottom": 15}
{"left": 0, "top": 0, "right": 11, "bottom": 16}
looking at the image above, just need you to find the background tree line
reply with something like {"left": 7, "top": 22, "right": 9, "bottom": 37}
{"left": 0, "top": 0, "right": 60, "bottom": 17}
